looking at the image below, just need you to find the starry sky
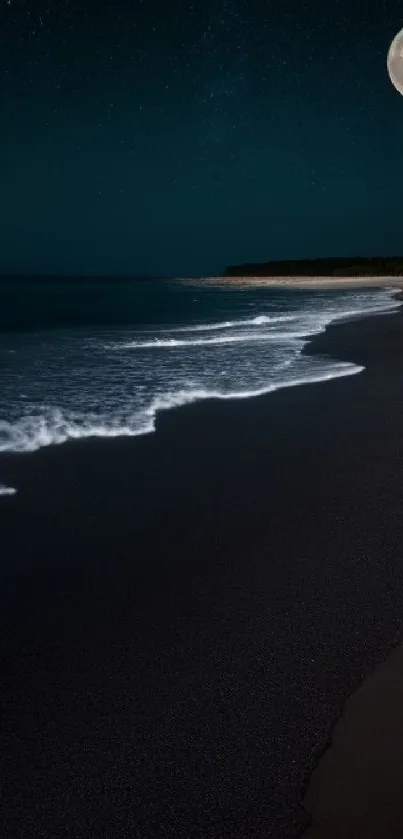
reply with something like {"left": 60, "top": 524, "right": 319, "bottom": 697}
{"left": 1, "top": 0, "right": 402, "bottom": 276}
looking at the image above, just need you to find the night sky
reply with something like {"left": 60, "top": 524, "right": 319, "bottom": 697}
{"left": 1, "top": 0, "right": 402, "bottom": 277}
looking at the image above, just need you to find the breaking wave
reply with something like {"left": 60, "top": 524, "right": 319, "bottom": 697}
{"left": 0, "top": 362, "right": 363, "bottom": 454}
{"left": 0, "top": 284, "right": 400, "bottom": 457}
{"left": 116, "top": 331, "right": 310, "bottom": 350}
{"left": 172, "top": 314, "right": 298, "bottom": 331}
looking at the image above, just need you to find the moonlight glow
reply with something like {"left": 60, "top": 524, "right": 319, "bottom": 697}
{"left": 387, "top": 27, "right": 403, "bottom": 95}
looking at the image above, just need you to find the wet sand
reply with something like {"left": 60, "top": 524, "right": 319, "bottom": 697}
{"left": 303, "top": 641, "right": 403, "bottom": 838}
{"left": 2, "top": 306, "right": 403, "bottom": 836}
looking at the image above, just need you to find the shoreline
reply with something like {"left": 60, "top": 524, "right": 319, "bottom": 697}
{"left": 0, "top": 285, "right": 399, "bottom": 462}
{"left": 2, "top": 304, "right": 403, "bottom": 836}
{"left": 179, "top": 275, "right": 403, "bottom": 289}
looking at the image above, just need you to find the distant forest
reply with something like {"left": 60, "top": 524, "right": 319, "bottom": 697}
{"left": 224, "top": 256, "right": 403, "bottom": 277}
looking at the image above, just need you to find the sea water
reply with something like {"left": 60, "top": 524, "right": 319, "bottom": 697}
{"left": 0, "top": 278, "right": 400, "bottom": 467}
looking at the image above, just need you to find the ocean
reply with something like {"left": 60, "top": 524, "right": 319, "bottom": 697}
{"left": 0, "top": 278, "right": 400, "bottom": 495}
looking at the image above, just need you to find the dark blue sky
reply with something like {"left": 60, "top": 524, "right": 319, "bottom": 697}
{"left": 1, "top": 0, "right": 402, "bottom": 276}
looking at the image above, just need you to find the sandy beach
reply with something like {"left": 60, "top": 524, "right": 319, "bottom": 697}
{"left": 180, "top": 275, "right": 403, "bottom": 289}
{"left": 303, "top": 640, "right": 403, "bottom": 838}
{"left": 2, "top": 305, "right": 403, "bottom": 836}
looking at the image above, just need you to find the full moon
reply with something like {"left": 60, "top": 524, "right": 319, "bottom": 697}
{"left": 387, "top": 27, "right": 403, "bottom": 95}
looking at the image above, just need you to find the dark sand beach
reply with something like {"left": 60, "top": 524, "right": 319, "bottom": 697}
{"left": 2, "top": 305, "right": 403, "bottom": 837}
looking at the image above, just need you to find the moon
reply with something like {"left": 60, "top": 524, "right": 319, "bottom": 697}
{"left": 387, "top": 27, "right": 403, "bottom": 95}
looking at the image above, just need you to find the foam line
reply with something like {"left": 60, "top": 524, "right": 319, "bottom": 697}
{"left": 0, "top": 484, "right": 17, "bottom": 496}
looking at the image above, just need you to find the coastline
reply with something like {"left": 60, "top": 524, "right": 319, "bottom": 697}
{"left": 2, "top": 303, "right": 403, "bottom": 836}
{"left": 179, "top": 275, "right": 403, "bottom": 289}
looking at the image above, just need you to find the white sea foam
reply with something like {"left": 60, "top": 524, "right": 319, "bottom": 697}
{"left": 0, "top": 287, "right": 399, "bottom": 455}
{"left": 0, "top": 484, "right": 17, "bottom": 496}
{"left": 0, "top": 408, "right": 155, "bottom": 453}
{"left": 0, "top": 361, "right": 363, "bottom": 454}
{"left": 328, "top": 302, "right": 402, "bottom": 322}
{"left": 173, "top": 314, "right": 298, "bottom": 331}
{"left": 117, "top": 331, "right": 311, "bottom": 349}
